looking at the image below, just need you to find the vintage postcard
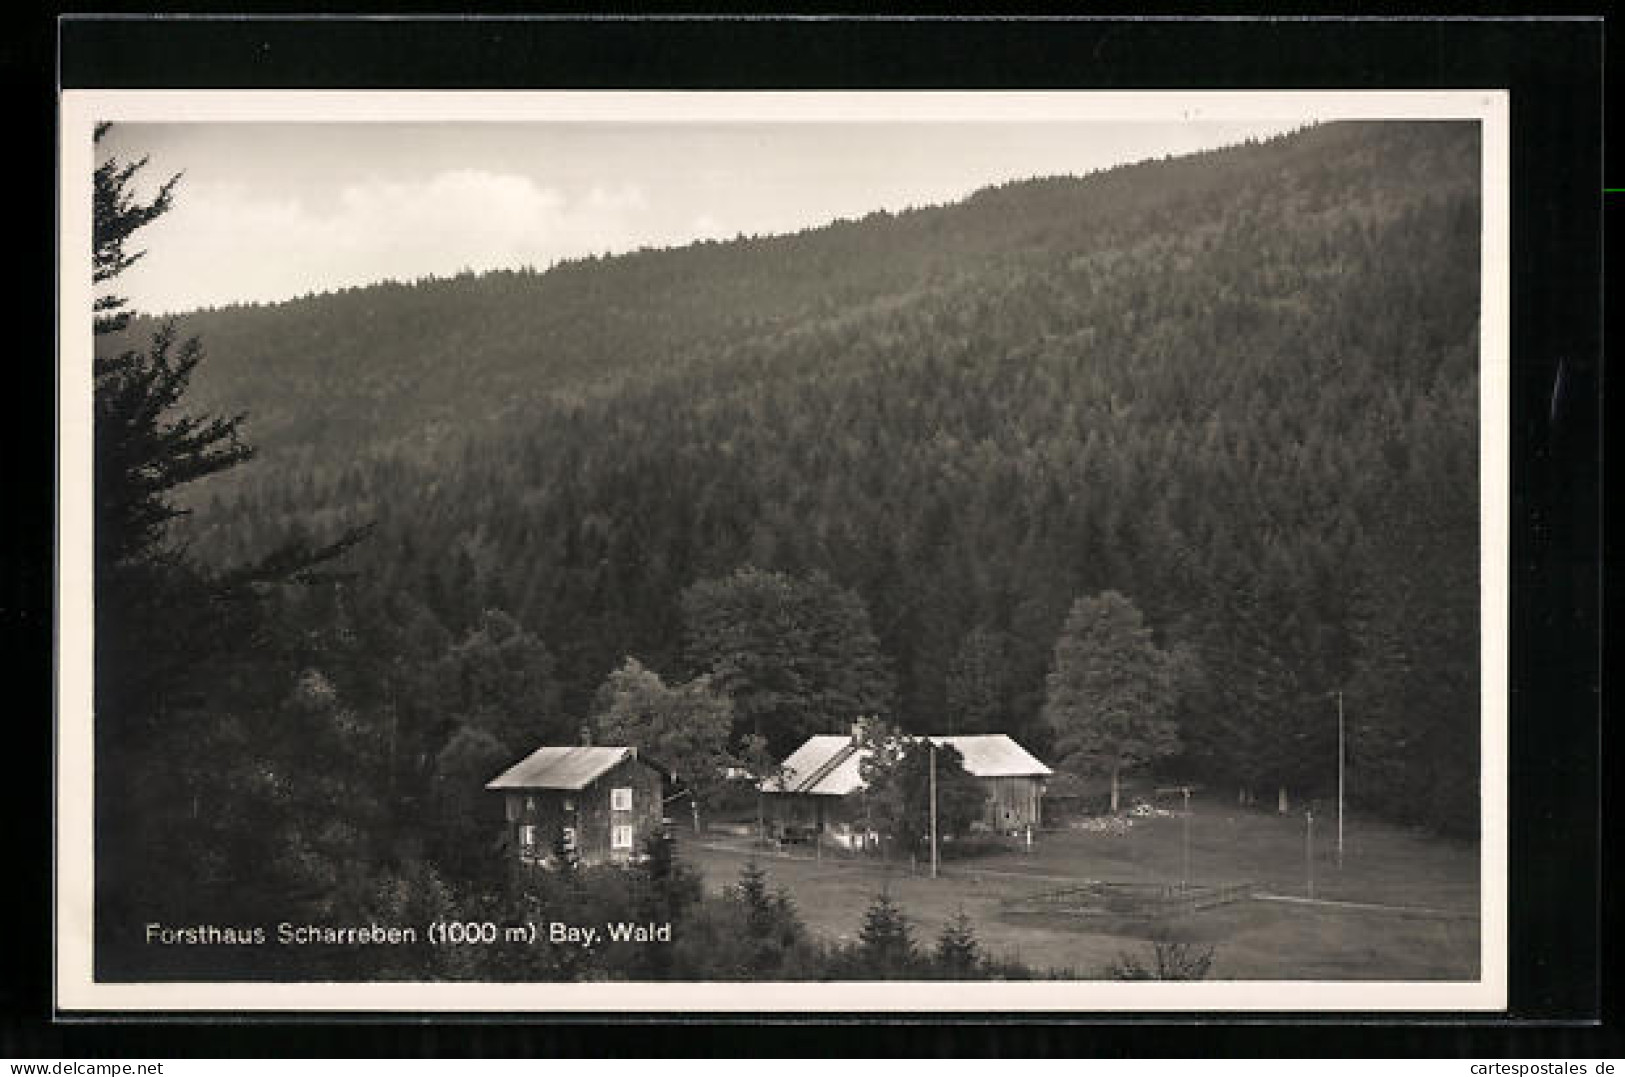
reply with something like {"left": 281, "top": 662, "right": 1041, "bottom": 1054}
{"left": 57, "top": 89, "right": 1508, "bottom": 1013}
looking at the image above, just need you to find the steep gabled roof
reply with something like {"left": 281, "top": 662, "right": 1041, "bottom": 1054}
{"left": 486, "top": 745, "right": 665, "bottom": 791}
{"left": 929, "top": 734, "right": 1053, "bottom": 778}
{"left": 762, "top": 732, "right": 1051, "bottom": 795}
{"left": 765, "top": 734, "right": 863, "bottom": 796}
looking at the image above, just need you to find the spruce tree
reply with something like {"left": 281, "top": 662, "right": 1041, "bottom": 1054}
{"left": 629, "top": 824, "right": 701, "bottom": 978}
{"left": 733, "top": 860, "right": 807, "bottom": 976}
{"left": 93, "top": 123, "right": 180, "bottom": 336}
{"left": 1042, "top": 591, "right": 1180, "bottom": 812}
{"left": 735, "top": 859, "right": 775, "bottom": 939}
{"left": 857, "top": 890, "right": 916, "bottom": 976}
{"left": 636, "top": 824, "right": 702, "bottom": 924}
{"left": 933, "top": 910, "right": 983, "bottom": 977}
{"left": 944, "top": 626, "right": 1011, "bottom": 735}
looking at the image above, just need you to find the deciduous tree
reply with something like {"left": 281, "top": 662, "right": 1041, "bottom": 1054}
{"left": 590, "top": 656, "right": 736, "bottom": 829}
{"left": 857, "top": 722, "right": 986, "bottom": 857}
{"left": 681, "top": 567, "right": 893, "bottom": 755}
{"left": 439, "top": 608, "right": 564, "bottom": 756}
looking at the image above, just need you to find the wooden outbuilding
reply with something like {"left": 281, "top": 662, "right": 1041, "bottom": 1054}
{"left": 486, "top": 745, "right": 669, "bottom": 866}
{"left": 761, "top": 732, "right": 1052, "bottom": 844}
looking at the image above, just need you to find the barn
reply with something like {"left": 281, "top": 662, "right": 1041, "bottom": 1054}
{"left": 761, "top": 732, "right": 1052, "bottom": 844}
{"left": 486, "top": 745, "right": 669, "bottom": 866}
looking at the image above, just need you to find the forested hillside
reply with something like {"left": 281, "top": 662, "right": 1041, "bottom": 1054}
{"left": 104, "top": 120, "right": 1482, "bottom": 835}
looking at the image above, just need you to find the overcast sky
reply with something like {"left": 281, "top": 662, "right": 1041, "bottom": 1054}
{"left": 98, "top": 120, "right": 1299, "bottom": 314}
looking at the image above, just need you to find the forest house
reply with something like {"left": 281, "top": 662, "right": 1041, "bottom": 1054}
{"left": 486, "top": 745, "right": 669, "bottom": 866}
{"left": 761, "top": 732, "right": 1052, "bottom": 847}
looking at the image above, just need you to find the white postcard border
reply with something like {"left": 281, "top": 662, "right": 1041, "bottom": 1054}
{"left": 56, "top": 89, "right": 1510, "bottom": 1014}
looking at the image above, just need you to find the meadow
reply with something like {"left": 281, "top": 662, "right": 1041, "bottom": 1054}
{"left": 682, "top": 797, "right": 1481, "bottom": 980}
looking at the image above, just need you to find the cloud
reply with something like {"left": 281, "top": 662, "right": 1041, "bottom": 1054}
{"left": 688, "top": 213, "right": 729, "bottom": 241}
{"left": 120, "top": 170, "right": 655, "bottom": 311}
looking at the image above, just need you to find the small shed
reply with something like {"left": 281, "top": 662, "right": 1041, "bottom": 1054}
{"left": 486, "top": 745, "right": 668, "bottom": 866}
{"left": 762, "top": 732, "right": 1053, "bottom": 841}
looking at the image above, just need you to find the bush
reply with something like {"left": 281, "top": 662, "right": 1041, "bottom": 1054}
{"left": 1106, "top": 939, "right": 1216, "bottom": 981}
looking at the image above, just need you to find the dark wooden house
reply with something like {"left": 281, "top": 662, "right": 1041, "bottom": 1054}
{"left": 761, "top": 732, "right": 1052, "bottom": 846}
{"left": 486, "top": 745, "right": 668, "bottom": 866}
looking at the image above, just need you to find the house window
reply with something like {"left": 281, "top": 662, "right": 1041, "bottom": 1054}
{"left": 561, "top": 826, "right": 576, "bottom": 850}
{"left": 611, "top": 825, "right": 634, "bottom": 850}
{"left": 524, "top": 795, "right": 537, "bottom": 813}
{"left": 518, "top": 824, "right": 538, "bottom": 858}
{"left": 611, "top": 787, "right": 633, "bottom": 812}
{"left": 563, "top": 796, "right": 576, "bottom": 812}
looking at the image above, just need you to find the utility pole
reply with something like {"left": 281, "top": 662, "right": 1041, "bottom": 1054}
{"left": 1336, "top": 689, "right": 1345, "bottom": 869}
{"left": 1180, "top": 786, "right": 1191, "bottom": 892}
{"left": 1305, "top": 807, "right": 1316, "bottom": 899}
{"left": 929, "top": 739, "right": 939, "bottom": 879}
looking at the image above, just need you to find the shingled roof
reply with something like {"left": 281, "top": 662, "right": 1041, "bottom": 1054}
{"left": 486, "top": 745, "right": 666, "bottom": 791}
{"left": 763, "top": 733, "right": 1051, "bottom": 795}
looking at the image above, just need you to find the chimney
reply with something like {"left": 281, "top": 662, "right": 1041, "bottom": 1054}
{"left": 580, "top": 725, "right": 593, "bottom": 747}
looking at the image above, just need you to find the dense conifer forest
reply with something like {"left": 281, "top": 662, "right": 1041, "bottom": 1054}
{"left": 93, "top": 120, "right": 1482, "bottom": 978}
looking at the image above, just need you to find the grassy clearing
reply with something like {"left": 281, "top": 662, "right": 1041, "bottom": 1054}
{"left": 680, "top": 796, "right": 1480, "bottom": 980}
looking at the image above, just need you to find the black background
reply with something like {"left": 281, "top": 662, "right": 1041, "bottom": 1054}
{"left": 4, "top": 9, "right": 1610, "bottom": 1058}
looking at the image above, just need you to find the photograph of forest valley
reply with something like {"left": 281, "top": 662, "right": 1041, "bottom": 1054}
{"left": 87, "top": 115, "right": 1483, "bottom": 987}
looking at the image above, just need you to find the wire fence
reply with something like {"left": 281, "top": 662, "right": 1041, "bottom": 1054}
{"left": 1001, "top": 880, "right": 1258, "bottom": 920}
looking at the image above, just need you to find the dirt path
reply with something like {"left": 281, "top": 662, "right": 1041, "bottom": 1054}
{"left": 1251, "top": 892, "right": 1478, "bottom": 919}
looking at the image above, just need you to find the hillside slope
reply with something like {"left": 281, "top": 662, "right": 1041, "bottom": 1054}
{"left": 111, "top": 120, "right": 1483, "bottom": 831}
